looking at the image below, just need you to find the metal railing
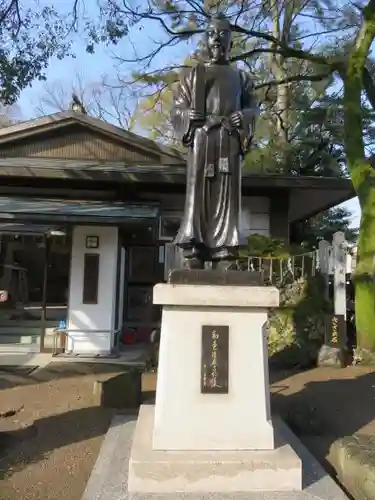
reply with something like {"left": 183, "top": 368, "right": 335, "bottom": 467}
{"left": 53, "top": 324, "right": 124, "bottom": 357}
{"left": 164, "top": 244, "right": 318, "bottom": 286}
{"left": 235, "top": 252, "right": 317, "bottom": 285}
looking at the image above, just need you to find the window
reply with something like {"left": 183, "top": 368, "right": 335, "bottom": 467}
{"left": 128, "top": 246, "right": 157, "bottom": 283}
{"left": 126, "top": 286, "right": 153, "bottom": 322}
{"left": 82, "top": 253, "right": 100, "bottom": 304}
{"left": 158, "top": 215, "right": 181, "bottom": 241}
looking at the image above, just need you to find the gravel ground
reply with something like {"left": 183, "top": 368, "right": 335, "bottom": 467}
{"left": 270, "top": 365, "right": 375, "bottom": 481}
{"left": 0, "top": 363, "right": 122, "bottom": 500}
{"left": 1, "top": 363, "right": 375, "bottom": 500}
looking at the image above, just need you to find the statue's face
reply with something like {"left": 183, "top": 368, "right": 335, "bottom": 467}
{"left": 205, "top": 19, "right": 232, "bottom": 63}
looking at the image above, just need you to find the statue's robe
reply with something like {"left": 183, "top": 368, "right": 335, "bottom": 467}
{"left": 171, "top": 62, "right": 258, "bottom": 260}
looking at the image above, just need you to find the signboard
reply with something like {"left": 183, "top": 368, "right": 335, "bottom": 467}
{"left": 201, "top": 325, "right": 229, "bottom": 394}
{"left": 325, "top": 314, "right": 347, "bottom": 348}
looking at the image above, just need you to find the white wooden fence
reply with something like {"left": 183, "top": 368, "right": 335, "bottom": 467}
{"left": 318, "top": 231, "right": 354, "bottom": 318}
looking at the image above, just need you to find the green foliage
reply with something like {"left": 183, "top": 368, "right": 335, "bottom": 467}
{"left": 291, "top": 206, "right": 359, "bottom": 248}
{"left": 236, "top": 234, "right": 330, "bottom": 367}
{"left": 0, "top": 4, "right": 74, "bottom": 104}
{"left": 240, "top": 234, "right": 291, "bottom": 257}
{"left": 268, "top": 273, "right": 331, "bottom": 368}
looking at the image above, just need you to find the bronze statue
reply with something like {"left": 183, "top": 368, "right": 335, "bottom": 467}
{"left": 171, "top": 14, "right": 258, "bottom": 269}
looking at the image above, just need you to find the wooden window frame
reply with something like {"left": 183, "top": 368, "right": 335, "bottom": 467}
{"left": 158, "top": 214, "right": 182, "bottom": 241}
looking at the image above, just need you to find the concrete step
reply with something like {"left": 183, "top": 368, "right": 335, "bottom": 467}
{"left": 0, "top": 334, "right": 40, "bottom": 345}
{"left": 0, "top": 344, "right": 40, "bottom": 354}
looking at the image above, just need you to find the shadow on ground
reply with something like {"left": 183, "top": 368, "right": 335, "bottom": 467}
{"left": 0, "top": 406, "right": 137, "bottom": 480}
{"left": 0, "top": 361, "right": 145, "bottom": 391}
{"left": 271, "top": 368, "right": 375, "bottom": 480}
{"left": 2, "top": 365, "right": 375, "bottom": 494}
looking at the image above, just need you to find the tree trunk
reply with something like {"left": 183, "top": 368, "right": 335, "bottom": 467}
{"left": 269, "top": 0, "right": 292, "bottom": 173}
{"left": 343, "top": 0, "right": 375, "bottom": 351}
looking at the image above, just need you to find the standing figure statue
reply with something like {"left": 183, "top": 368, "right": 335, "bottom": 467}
{"left": 171, "top": 14, "right": 259, "bottom": 270}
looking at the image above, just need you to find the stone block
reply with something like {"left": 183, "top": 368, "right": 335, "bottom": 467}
{"left": 331, "top": 435, "right": 375, "bottom": 500}
{"left": 317, "top": 344, "right": 345, "bottom": 367}
{"left": 128, "top": 405, "right": 302, "bottom": 493}
{"left": 169, "top": 269, "right": 263, "bottom": 286}
{"left": 93, "top": 369, "right": 141, "bottom": 410}
{"left": 153, "top": 283, "right": 279, "bottom": 308}
{"left": 152, "top": 284, "right": 278, "bottom": 451}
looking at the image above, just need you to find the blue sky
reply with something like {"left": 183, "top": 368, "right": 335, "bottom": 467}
{"left": 16, "top": 0, "right": 361, "bottom": 229}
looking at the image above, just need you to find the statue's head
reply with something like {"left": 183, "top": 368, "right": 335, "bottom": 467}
{"left": 205, "top": 14, "right": 232, "bottom": 64}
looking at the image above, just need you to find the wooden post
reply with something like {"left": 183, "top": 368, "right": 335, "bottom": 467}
{"left": 333, "top": 231, "right": 347, "bottom": 320}
{"left": 318, "top": 233, "right": 347, "bottom": 367}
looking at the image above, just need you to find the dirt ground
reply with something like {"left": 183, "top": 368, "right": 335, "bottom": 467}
{"left": 1, "top": 363, "right": 375, "bottom": 500}
{"left": 270, "top": 365, "right": 375, "bottom": 473}
{"left": 0, "top": 363, "right": 125, "bottom": 500}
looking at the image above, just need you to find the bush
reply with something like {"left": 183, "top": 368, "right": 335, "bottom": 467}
{"left": 268, "top": 273, "right": 331, "bottom": 369}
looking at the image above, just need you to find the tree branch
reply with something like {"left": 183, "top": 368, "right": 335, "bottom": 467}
{"left": 255, "top": 72, "right": 333, "bottom": 91}
{"left": 231, "top": 23, "right": 336, "bottom": 67}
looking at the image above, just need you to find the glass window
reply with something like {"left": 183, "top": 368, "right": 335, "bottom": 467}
{"left": 128, "top": 246, "right": 157, "bottom": 283}
{"left": 45, "top": 232, "right": 71, "bottom": 322}
{"left": 0, "top": 233, "right": 45, "bottom": 348}
{"left": 159, "top": 216, "right": 181, "bottom": 241}
{"left": 126, "top": 285, "right": 153, "bottom": 322}
{"left": 0, "top": 228, "right": 71, "bottom": 349}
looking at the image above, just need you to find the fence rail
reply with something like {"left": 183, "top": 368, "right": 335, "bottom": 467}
{"left": 165, "top": 243, "right": 318, "bottom": 285}
{"left": 164, "top": 233, "right": 356, "bottom": 287}
{"left": 235, "top": 252, "right": 317, "bottom": 284}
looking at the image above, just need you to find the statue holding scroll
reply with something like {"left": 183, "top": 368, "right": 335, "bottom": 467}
{"left": 171, "top": 14, "right": 259, "bottom": 269}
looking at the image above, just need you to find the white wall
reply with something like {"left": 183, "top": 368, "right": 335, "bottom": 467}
{"left": 67, "top": 226, "right": 118, "bottom": 354}
{"left": 241, "top": 196, "right": 270, "bottom": 237}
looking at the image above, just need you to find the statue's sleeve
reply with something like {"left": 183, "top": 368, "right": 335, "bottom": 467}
{"left": 170, "top": 68, "right": 194, "bottom": 147}
{"left": 240, "top": 71, "right": 259, "bottom": 152}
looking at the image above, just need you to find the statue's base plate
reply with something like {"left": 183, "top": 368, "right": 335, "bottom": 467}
{"left": 169, "top": 269, "right": 263, "bottom": 286}
{"left": 128, "top": 405, "right": 302, "bottom": 493}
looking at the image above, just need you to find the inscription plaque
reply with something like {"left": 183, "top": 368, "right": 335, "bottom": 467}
{"left": 201, "top": 325, "right": 229, "bottom": 394}
{"left": 325, "top": 314, "right": 347, "bottom": 348}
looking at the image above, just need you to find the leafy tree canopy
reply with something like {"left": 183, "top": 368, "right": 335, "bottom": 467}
{"left": 0, "top": 1, "right": 84, "bottom": 104}
{"left": 291, "top": 207, "right": 358, "bottom": 248}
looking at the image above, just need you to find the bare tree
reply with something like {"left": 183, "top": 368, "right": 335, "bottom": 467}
{"left": 0, "top": 103, "right": 23, "bottom": 128}
{"left": 35, "top": 72, "right": 133, "bottom": 129}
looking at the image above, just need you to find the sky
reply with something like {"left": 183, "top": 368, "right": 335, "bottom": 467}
{"left": 15, "top": 0, "right": 361, "bottom": 229}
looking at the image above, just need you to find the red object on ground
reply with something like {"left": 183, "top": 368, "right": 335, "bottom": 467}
{"left": 123, "top": 328, "right": 136, "bottom": 344}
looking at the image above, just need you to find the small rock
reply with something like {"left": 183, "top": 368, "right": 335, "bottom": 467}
{"left": 317, "top": 344, "right": 344, "bottom": 367}
{"left": 353, "top": 347, "right": 375, "bottom": 366}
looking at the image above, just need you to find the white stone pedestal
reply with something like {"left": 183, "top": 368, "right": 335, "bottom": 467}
{"left": 128, "top": 283, "right": 302, "bottom": 493}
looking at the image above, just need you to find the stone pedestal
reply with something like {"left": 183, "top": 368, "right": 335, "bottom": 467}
{"left": 128, "top": 281, "right": 302, "bottom": 493}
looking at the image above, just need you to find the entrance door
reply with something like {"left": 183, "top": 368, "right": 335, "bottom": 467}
{"left": 118, "top": 220, "right": 163, "bottom": 345}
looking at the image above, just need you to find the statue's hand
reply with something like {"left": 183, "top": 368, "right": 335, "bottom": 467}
{"left": 229, "top": 111, "right": 243, "bottom": 129}
{"left": 188, "top": 109, "right": 205, "bottom": 123}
